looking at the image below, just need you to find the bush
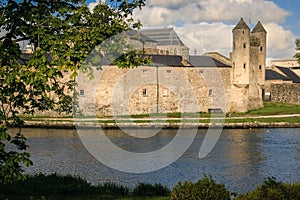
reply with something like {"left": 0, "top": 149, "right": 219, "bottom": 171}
{"left": 170, "top": 175, "right": 231, "bottom": 200}
{"left": 0, "top": 173, "right": 95, "bottom": 196}
{"left": 236, "top": 177, "right": 300, "bottom": 200}
{"left": 132, "top": 183, "right": 170, "bottom": 196}
{"left": 97, "top": 182, "right": 129, "bottom": 197}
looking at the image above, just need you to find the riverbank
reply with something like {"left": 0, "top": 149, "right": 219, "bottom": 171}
{"left": 20, "top": 102, "right": 300, "bottom": 129}
{"left": 22, "top": 115, "right": 300, "bottom": 129}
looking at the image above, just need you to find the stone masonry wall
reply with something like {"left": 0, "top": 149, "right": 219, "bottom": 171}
{"left": 268, "top": 83, "right": 300, "bottom": 105}
{"left": 77, "top": 65, "right": 232, "bottom": 116}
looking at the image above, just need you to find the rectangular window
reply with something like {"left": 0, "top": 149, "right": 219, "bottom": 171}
{"left": 259, "top": 65, "right": 262, "bottom": 70}
{"left": 260, "top": 46, "right": 263, "bottom": 52}
{"left": 142, "top": 89, "right": 147, "bottom": 96}
{"left": 80, "top": 90, "right": 85, "bottom": 96}
{"left": 209, "top": 89, "right": 213, "bottom": 97}
{"left": 243, "top": 43, "right": 246, "bottom": 48}
{"left": 243, "top": 63, "right": 246, "bottom": 69}
{"left": 163, "top": 89, "right": 168, "bottom": 97}
{"left": 142, "top": 69, "right": 148, "bottom": 74}
{"left": 166, "top": 69, "right": 172, "bottom": 74}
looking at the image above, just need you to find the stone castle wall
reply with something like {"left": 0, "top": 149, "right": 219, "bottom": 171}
{"left": 76, "top": 65, "right": 232, "bottom": 116}
{"left": 267, "top": 83, "right": 300, "bottom": 105}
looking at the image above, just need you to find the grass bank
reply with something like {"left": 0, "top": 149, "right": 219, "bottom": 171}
{"left": 233, "top": 101, "right": 300, "bottom": 116}
{"left": 19, "top": 102, "right": 300, "bottom": 125}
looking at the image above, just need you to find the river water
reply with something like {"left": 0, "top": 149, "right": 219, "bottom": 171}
{"left": 14, "top": 128, "right": 300, "bottom": 194}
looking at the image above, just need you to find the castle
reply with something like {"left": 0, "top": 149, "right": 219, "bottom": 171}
{"left": 76, "top": 18, "right": 268, "bottom": 116}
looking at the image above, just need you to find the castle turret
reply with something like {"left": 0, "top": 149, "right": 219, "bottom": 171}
{"left": 231, "top": 18, "right": 251, "bottom": 85}
{"left": 251, "top": 21, "right": 267, "bottom": 85}
{"left": 247, "top": 21, "right": 267, "bottom": 110}
{"left": 230, "top": 18, "right": 267, "bottom": 112}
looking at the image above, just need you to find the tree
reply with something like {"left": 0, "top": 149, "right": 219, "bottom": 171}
{"left": 295, "top": 39, "right": 300, "bottom": 64}
{"left": 0, "top": 0, "right": 146, "bottom": 183}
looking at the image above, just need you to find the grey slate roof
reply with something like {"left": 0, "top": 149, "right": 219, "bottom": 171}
{"left": 147, "top": 54, "right": 184, "bottom": 66}
{"left": 252, "top": 21, "right": 267, "bottom": 33}
{"left": 140, "top": 28, "right": 185, "bottom": 46}
{"left": 189, "top": 56, "right": 231, "bottom": 67}
{"left": 265, "top": 69, "right": 291, "bottom": 81}
{"left": 233, "top": 18, "right": 250, "bottom": 30}
{"left": 276, "top": 66, "right": 300, "bottom": 83}
{"left": 127, "top": 30, "right": 157, "bottom": 43}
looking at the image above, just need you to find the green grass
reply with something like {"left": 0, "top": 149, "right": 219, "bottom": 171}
{"left": 233, "top": 102, "right": 300, "bottom": 116}
{"left": 19, "top": 102, "right": 300, "bottom": 125}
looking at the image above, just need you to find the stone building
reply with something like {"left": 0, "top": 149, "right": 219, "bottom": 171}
{"left": 141, "top": 28, "right": 190, "bottom": 61}
{"left": 76, "top": 18, "right": 267, "bottom": 116}
{"left": 270, "top": 58, "right": 300, "bottom": 77}
{"left": 265, "top": 65, "right": 300, "bottom": 104}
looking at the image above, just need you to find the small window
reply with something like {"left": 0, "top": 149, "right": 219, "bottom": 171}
{"left": 166, "top": 69, "right": 172, "bottom": 74}
{"left": 174, "top": 48, "right": 177, "bottom": 55}
{"left": 163, "top": 89, "right": 168, "bottom": 97}
{"left": 166, "top": 50, "right": 169, "bottom": 55}
{"left": 199, "top": 70, "right": 204, "bottom": 74}
{"left": 142, "top": 69, "right": 148, "bottom": 74}
{"left": 259, "top": 65, "right": 262, "bottom": 70}
{"left": 209, "top": 89, "right": 213, "bottom": 97}
{"left": 243, "top": 63, "right": 246, "bottom": 69}
{"left": 80, "top": 90, "right": 85, "bottom": 96}
{"left": 243, "top": 43, "right": 247, "bottom": 48}
{"left": 142, "top": 89, "right": 147, "bottom": 96}
{"left": 260, "top": 46, "right": 263, "bottom": 52}
{"left": 242, "top": 30, "right": 245, "bottom": 34}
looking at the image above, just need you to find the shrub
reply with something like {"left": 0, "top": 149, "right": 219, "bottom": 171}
{"left": 132, "top": 183, "right": 170, "bottom": 196}
{"left": 97, "top": 182, "right": 129, "bottom": 196}
{"left": 0, "top": 173, "right": 94, "bottom": 196}
{"left": 236, "top": 177, "right": 300, "bottom": 200}
{"left": 170, "top": 175, "right": 231, "bottom": 200}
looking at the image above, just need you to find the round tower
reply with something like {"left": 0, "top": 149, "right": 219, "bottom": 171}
{"left": 231, "top": 18, "right": 251, "bottom": 85}
{"left": 251, "top": 21, "right": 267, "bottom": 85}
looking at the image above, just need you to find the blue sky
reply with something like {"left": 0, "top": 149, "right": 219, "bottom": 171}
{"left": 272, "top": 0, "right": 300, "bottom": 35}
{"left": 88, "top": 0, "right": 300, "bottom": 63}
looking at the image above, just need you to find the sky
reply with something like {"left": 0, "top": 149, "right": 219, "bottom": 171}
{"left": 87, "top": 0, "right": 300, "bottom": 65}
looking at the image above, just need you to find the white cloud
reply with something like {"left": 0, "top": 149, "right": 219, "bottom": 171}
{"left": 86, "top": 0, "right": 296, "bottom": 60}
{"left": 175, "top": 22, "right": 233, "bottom": 57}
{"left": 133, "top": 0, "right": 296, "bottom": 61}
{"left": 88, "top": 0, "right": 100, "bottom": 11}
{"left": 265, "top": 23, "right": 296, "bottom": 60}
{"left": 134, "top": 0, "right": 290, "bottom": 27}
{"left": 88, "top": 0, "right": 106, "bottom": 12}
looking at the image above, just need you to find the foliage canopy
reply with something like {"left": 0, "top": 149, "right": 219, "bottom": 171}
{"left": 0, "top": 0, "right": 146, "bottom": 183}
{"left": 295, "top": 39, "right": 300, "bottom": 64}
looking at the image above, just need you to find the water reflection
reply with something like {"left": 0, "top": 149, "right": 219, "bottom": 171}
{"left": 16, "top": 128, "right": 300, "bottom": 194}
